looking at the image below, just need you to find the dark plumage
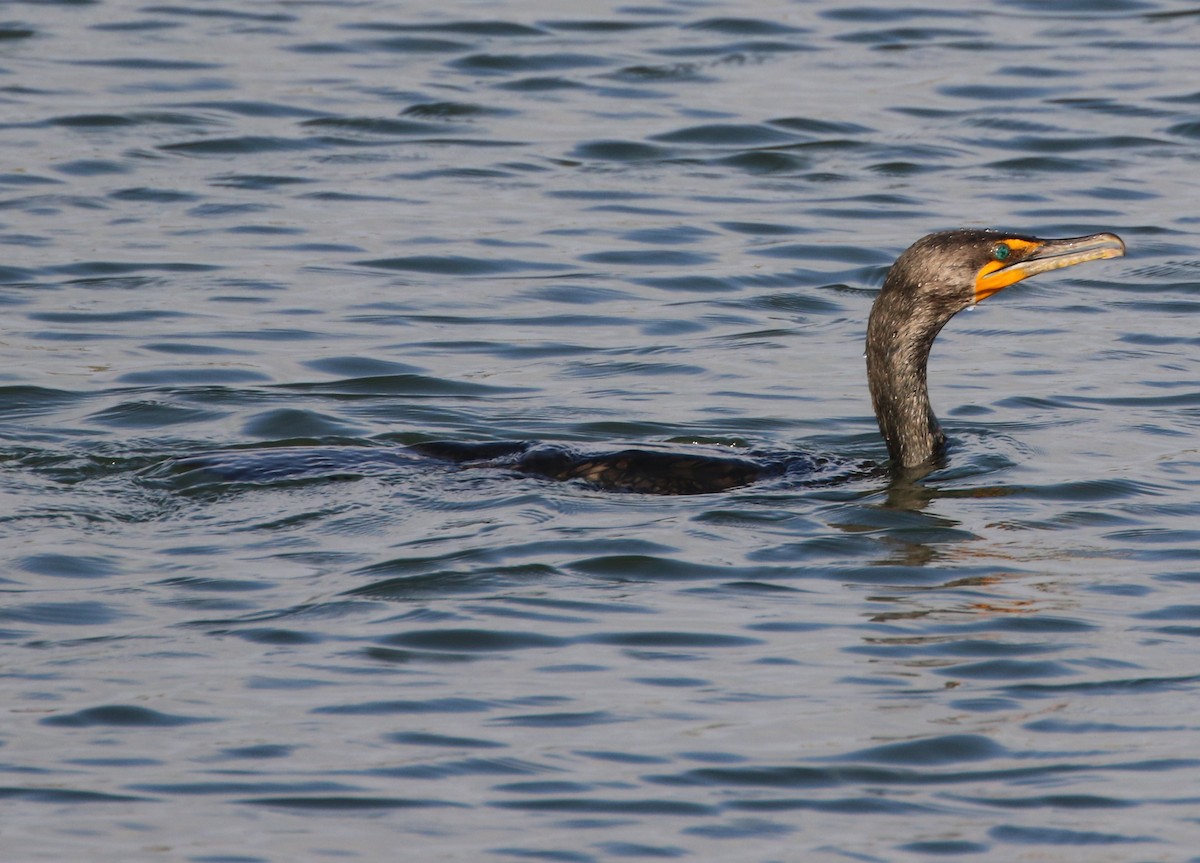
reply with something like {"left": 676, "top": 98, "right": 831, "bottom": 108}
{"left": 411, "top": 439, "right": 773, "bottom": 495}
{"left": 420, "top": 229, "right": 1126, "bottom": 491}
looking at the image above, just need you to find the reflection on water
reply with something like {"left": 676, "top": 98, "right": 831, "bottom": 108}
{"left": 1, "top": 0, "right": 1199, "bottom": 860}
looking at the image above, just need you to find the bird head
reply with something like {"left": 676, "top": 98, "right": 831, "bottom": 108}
{"left": 883, "top": 229, "right": 1126, "bottom": 318}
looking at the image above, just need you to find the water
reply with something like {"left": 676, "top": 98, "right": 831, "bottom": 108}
{"left": 2, "top": 1, "right": 1200, "bottom": 860}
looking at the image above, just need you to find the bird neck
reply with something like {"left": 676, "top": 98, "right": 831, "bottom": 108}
{"left": 865, "top": 288, "right": 951, "bottom": 469}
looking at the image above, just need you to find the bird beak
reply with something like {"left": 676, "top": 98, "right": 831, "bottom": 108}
{"left": 975, "top": 232, "right": 1126, "bottom": 303}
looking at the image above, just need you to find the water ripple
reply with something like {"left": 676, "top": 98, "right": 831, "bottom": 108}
{"left": 1, "top": 1, "right": 1196, "bottom": 859}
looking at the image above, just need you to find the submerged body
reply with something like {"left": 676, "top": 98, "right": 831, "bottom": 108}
{"left": 417, "top": 229, "right": 1124, "bottom": 493}
{"left": 413, "top": 440, "right": 767, "bottom": 495}
{"left": 411, "top": 440, "right": 837, "bottom": 495}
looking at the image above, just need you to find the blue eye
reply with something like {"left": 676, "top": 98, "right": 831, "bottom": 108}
{"left": 992, "top": 243, "right": 1011, "bottom": 261}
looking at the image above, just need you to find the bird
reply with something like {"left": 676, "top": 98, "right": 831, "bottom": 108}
{"left": 415, "top": 229, "right": 1125, "bottom": 494}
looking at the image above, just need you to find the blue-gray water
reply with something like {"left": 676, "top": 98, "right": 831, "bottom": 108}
{"left": 2, "top": 1, "right": 1200, "bottom": 860}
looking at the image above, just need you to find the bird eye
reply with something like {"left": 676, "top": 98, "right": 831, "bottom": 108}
{"left": 992, "top": 243, "right": 1011, "bottom": 261}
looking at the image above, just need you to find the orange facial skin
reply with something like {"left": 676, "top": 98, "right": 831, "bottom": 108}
{"left": 974, "top": 234, "right": 1124, "bottom": 303}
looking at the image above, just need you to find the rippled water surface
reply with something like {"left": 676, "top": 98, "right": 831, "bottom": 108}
{"left": 3, "top": 1, "right": 1200, "bottom": 860}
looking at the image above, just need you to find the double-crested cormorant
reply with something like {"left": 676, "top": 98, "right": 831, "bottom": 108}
{"left": 420, "top": 229, "right": 1125, "bottom": 493}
